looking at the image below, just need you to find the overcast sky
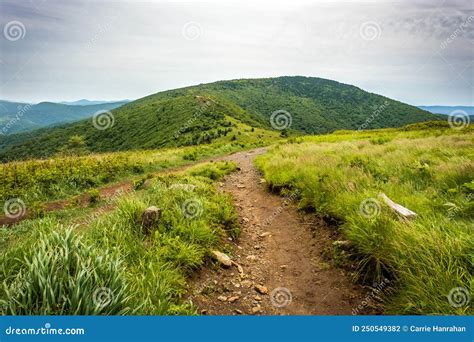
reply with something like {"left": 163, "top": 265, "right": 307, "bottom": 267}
{"left": 0, "top": 0, "right": 473, "bottom": 105}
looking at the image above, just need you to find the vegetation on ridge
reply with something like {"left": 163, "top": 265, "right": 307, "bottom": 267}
{"left": 0, "top": 76, "right": 438, "bottom": 161}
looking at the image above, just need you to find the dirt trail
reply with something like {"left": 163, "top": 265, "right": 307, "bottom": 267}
{"left": 190, "top": 148, "right": 366, "bottom": 315}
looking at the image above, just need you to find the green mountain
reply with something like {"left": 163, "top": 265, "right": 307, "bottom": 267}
{"left": 0, "top": 76, "right": 439, "bottom": 161}
{"left": 0, "top": 100, "right": 129, "bottom": 134}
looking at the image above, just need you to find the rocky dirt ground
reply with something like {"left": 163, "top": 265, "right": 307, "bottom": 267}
{"left": 189, "top": 148, "right": 368, "bottom": 315}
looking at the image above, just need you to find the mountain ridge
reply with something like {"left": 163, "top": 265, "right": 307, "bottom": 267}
{"left": 0, "top": 100, "right": 129, "bottom": 135}
{"left": 0, "top": 76, "right": 440, "bottom": 161}
{"left": 418, "top": 105, "right": 474, "bottom": 115}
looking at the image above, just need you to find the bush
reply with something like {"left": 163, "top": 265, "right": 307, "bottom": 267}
{"left": 0, "top": 227, "right": 132, "bottom": 315}
{"left": 87, "top": 189, "right": 100, "bottom": 205}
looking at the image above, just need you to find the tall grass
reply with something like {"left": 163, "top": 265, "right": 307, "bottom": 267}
{"left": 0, "top": 141, "right": 255, "bottom": 204}
{"left": 255, "top": 128, "right": 473, "bottom": 314}
{"left": 1, "top": 161, "right": 239, "bottom": 315}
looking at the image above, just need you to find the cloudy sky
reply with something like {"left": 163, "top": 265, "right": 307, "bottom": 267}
{"left": 0, "top": 0, "right": 473, "bottom": 105}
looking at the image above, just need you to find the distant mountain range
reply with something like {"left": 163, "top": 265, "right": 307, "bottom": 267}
{"left": 418, "top": 106, "right": 474, "bottom": 116}
{"left": 0, "top": 100, "right": 129, "bottom": 134}
{"left": 0, "top": 76, "right": 442, "bottom": 161}
{"left": 59, "top": 99, "right": 131, "bottom": 106}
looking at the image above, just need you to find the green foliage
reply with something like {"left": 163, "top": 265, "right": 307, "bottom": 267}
{"left": 0, "top": 142, "right": 247, "bottom": 203}
{"left": 132, "top": 177, "right": 147, "bottom": 190}
{"left": 87, "top": 189, "right": 100, "bottom": 205}
{"left": 0, "top": 100, "right": 127, "bottom": 135}
{"left": 0, "top": 223, "right": 132, "bottom": 315}
{"left": 186, "top": 161, "right": 238, "bottom": 180}
{"left": 56, "top": 135, "right": 90, "bottom": 156}
{"left": 0, "top": 76, "right": 437, "bottom": 161}
{"left": 1, "top": 162, "right": 240, "bottom": 315}
{"left": 256, "top": 126, "right": 473, "bottom": 315}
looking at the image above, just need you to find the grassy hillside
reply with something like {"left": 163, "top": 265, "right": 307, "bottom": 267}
{"left": 0, "top": 95, "right": 278, "bottom": 161}
{"left": 1, "top": 161, "right": 240, "bottom": 314}
{"left": 0, "top": 100, "right": 128, "bottom": 135}
{"left": 0, "top": 140, "right": 270, "bottom": 207}
{"left": 255, "top": 122, "right": 473, "bottom": 315}
{"left": 198, "top": 77, "right": 440, "bottom": 133}
{"left": 0, "top": 76, "right": 438, "bottom": 161}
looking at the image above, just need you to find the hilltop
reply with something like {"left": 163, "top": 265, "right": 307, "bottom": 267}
{"left": 0, "top": 76, "right": 439, "bottom": 161}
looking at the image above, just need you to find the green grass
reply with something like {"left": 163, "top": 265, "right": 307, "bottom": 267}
{"left": 0, "top": 141, "right": 264, "bottom": 205}
{"left": 0, "top": 161, "right": 239, "bottom": 315}
{"left": 0, "top": 76, "right": 438, "bottom": 161}
{"left": 255, "top": 124, "right": 473, "bottom": 315}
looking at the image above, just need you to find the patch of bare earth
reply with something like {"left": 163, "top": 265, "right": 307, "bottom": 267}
{"left": 189, "top": 148, "right": 368, "bottom": 315}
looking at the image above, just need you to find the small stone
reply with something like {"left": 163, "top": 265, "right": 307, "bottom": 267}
{"left": 233, "top": 262, "right": 244, "bottom": 274}
{"left": 280, "top": 264, "right": 288, "bottom": 269}
{"left": 234, "top": 309, "right": 243, "bottom": 315}
{"left": 260, "top": 232, "right": 271, "bottom": 237}
{"left": 217, "top": 295, "right": 228, "bottom": 301}
{"left": 246, "top": 255, "right": 257, "bottom": 261}
{"left": 254, "top": 295, "right": 262, "bottom": 301}
{"left": 241, "top": 280, "right": 252, "bottom": 287}
{"left": 211, "top": 250, "right": 233, "bottom": 267}
{"left": 228, "top": 296, "right": 240, "bottom": 303}
{"left": 243, "top": 217, "right": 250, "bottom": 223}
{"left": 251, "top": 305, "right": 262, "bottom": 314}
{"left": 254, "top": 245, "right": 261, "bottom": 250}
{"left": 254, "top": 284, "right": 268, "bottom": 295}
{"left": 141, "top": 206, "right": 162, "bottom": 234}
{"left": 200, "top": 309, "right": 208, "bottom": 315}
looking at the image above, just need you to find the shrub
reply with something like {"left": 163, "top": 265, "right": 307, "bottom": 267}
{"left": 0, "top": 227, "right": 132, "bottom": 315}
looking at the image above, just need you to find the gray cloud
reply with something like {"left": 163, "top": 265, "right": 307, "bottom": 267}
{"left": 0, "top": 0, "right": 472, "bottom": 105}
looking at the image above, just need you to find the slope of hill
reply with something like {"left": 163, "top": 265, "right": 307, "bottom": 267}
{"left": 0, "top": 100, "right": 128, "bottom": 134}
{"left": 0, "top": 76, "right": 439, "bottom": 161}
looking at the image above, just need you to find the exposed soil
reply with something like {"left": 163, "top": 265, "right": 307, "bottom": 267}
{"left": 189, "top": 148, "right": 367, "bottom": 315}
